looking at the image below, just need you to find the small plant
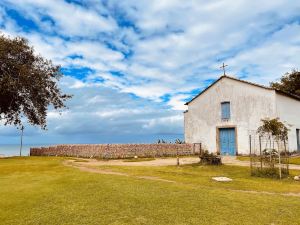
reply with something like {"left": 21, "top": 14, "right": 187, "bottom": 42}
{"left": 262, "top": 148, "right": 278, "bottom": 156}
{"left": 250, "top": 118, "right": 290, "bottom": 179}
{"left": 157, "top": 139, "right": 167, "bottom": 144}
{"left": 257, "top": 118, "right": 289, "bottom": 142}
{"left": 199, "top": 151, "right": 222, "bottom": 165}
{"left": 251, "top": 167, "right": 280, "bottom": 178}
{"left": 251, "top": 165, "right": 289, "bottom": 178}
{"left": 175, "top": 139, "right": 185, "bottom": 144}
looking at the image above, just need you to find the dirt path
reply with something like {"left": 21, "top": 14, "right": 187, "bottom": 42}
{"left": 64, "top": 156, "right": 300, "bottom": 170}
{"left": 71, "top": 157, "right": 200, "bottom": 167}
{"left": 64, "top": 160, "right": 176, "bottom": 183}
{"left": 232, "top": 189, "right": 300, "bottom": 197}
{"left": 64, "top": 159, "right": 300, "bottom": 197}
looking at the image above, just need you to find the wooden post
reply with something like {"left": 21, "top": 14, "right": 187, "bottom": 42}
{"left": 284, "top": 139, "right": 289, "bottom": 173}
{"left": 277, "top": 141, "right": 282, "bottom": 179}
{"left": 192, "top": 143, "right": 195, "bottom": 155}
{"left": 199, "top": 143, "right": 202, "bottom": 163}
{"left": 19, "top": 125, "right": 24, "bottom": 157}
{"left": 259, "top": 135, "right": 262, "bottom": 170}
{"left": 200, "top": 143, "right": 202, "bottom": 155}
{"left": 249, "top": 135, "right": 252, "bottom": 174}
{"left": 269, "top": 136, "right": 272, "bottom": 165}
{"left": 176, "top": 148, "right": 179, "bottom": 166}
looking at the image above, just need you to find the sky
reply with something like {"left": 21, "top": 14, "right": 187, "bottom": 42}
{"left": 0, "top": 0, "right": 299, "bottom": 145}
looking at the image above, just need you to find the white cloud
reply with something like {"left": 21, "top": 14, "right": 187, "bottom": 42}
{"left": 121, "top": 83, "right": 172, "bottom": 100}
{"left": 0, "top": 0, "right": 300, "bottom": 144}
{"left": 41, "top": 76, "right": 183, "bottom": 138}
{"left": 226, "top": 23, "right": 300, "bottom": 85}
{"left": 167, "top": 94, "right": 189, "bottom": 111}
{"left": 142, "top": 114, "right": 182, "bottom": 134}
{"left": 2, "top": 0, "right": 299, "bottom": 100}
{"left": 3, "top": 0, "right": 117, "bottom": 36}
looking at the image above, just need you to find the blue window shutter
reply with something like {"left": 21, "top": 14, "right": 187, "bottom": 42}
{"left": 221, "top": 102, "right": 230, "bottom": 119}
{"left": 221, "top": 103, "right": 226, "bottom": 119}
{"left": 226, "top": 103, "right": 230, "bottom": 118}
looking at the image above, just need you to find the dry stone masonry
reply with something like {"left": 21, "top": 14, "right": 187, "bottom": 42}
{"left": 30, "top": 144, "right": 195, "bottom": 159}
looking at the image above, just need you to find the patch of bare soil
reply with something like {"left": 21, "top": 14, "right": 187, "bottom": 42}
{"left": 64, "top": 156, "right": 300, "bottom": 169}
{"left": 136, "top": 176, "right": 176, "bottom": 183}
{"left": 232, "top": 189, "right": 300, "bottom": 197}
{"left": 63, "top": 158, "right": 300, "bottom": 197}
{"left": 73, "top": 157, "right": 200, "bottom": 167}
{"left": 64, "top": 159, "right": 176, "bottom": 183}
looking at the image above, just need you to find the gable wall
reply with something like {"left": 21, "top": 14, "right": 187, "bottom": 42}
{"left": 276, "top": 93, "right": 300, "bottom": 151}
{"left": 184, "top": 77, "right": 277, "bottom": 154}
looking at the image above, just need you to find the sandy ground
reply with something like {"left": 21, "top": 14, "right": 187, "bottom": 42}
{"left": 63, "top": 160, "right": 176, "bottom": 183}
{"left": 75, "top": 157, "right": 201, "bottom": 167}
{"left": 63, "top": 157, "right": 300, "bottom": 197}
{"left": 65, "top": 156, "right": 300, "bottom": 170}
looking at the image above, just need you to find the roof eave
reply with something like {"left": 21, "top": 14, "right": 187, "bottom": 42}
{"left": 184, "top": 75, "right": 226, "bottom": 105}
{"left": 275, "top": 90, "right": 300, "bottom": 101}
{"left": 184, "top": 75, "right": 300, "bottom": 106}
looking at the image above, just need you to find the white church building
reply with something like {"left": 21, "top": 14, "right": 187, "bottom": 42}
{"left": 184, "top": 75, "right": 300, "bottom": 155}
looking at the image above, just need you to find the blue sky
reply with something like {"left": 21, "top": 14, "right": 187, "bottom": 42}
{"left": 0, "top": 0, "right": 300, "bottom": 145}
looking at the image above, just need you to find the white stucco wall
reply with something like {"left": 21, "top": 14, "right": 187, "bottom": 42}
{"left": 184, "top": 77, "right": 277, "bottom": 154}
{"left": 275, "top": 93, "right": 300, "bottom": 151}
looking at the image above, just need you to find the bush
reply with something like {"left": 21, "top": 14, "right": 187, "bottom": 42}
{"left": 157, "top": 139, "right": 185, "bottom": 144}
{"left": 175, "top": 139, "right": 185, "bottom": 144}
{"left": 200, "top": 151, "right": 222, "bottom": 165}
{"left": 251, "top": 167, "right": 289, "bottom": 179}
{"left": 157, "top": 139, "right": 167, "bottom": 144}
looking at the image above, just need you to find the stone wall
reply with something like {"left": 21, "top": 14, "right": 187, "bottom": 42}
{"left": 30, "top": 143, "right": 196, "bottom": 159}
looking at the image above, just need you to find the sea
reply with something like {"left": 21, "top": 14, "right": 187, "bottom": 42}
{"left": 0, "top": 144, "right": 51, "bottom": 157}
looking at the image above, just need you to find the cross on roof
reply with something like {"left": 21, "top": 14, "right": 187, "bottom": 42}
{"left": 220, "top": 63, "right": 228, "bottom": 76}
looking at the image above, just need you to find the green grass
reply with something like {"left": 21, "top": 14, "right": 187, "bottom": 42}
{"left": 123, "top": 157, "right": 155, "bottom": 162}
{"left": 289, "top": 156, "right": 300, "bottom": 165}
{"left": 1, "top": 157, "right": 300, "bottom": 225}
{"left": 237, "top": 155, "right": 300, "bottom": 165}
{"left": 237, "top": 156, "right": 250, "bottom": 161}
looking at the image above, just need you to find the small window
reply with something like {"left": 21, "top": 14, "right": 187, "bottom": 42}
{"left": 221, "top": 102, "right": 230, "bottom": 120}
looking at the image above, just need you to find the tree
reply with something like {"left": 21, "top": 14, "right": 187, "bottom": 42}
{"left": 157, "top": 139, "right": 167, "bottom": 144}
{"left": 175, "top": 139, "right": 184, "bottom": 144}
{"left": 256, "top": 118, "right": 290, "bottom": 179}
{"left": 0, "top": 34, "right": 71, "bottom": 129}
{"left": 257, "top": 118, "right": 289, "bottom": 142}
{"left": 270, "top": 69, "right": 300, "bottom": 97}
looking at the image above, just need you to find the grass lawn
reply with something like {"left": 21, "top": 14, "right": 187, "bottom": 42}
{"left": 289, "top": 156, "right": 300, "bottom": 165}
{"left": 1, "top": 157, "right": 300, "bottom": 225}
{"left": 237, "top": 156, "right": 250, "bottom": 161}
{"left": 237, "top": 155, "right": 300, "bottom": 165}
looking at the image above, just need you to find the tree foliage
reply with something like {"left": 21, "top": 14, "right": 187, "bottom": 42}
{"left": 157, "top": 139, "right": 167, "bottom": 144}
{"left": 257, "top": 118, "right": 289, "bottom": 141}
{"left": 175, "top": 139, "right": 184, "bottom": 144}
{"left": 0, "top": 34, "right": 71, "bottom": 129}
{"left": 270, "top": 69, "right": 300, "bottom": 97}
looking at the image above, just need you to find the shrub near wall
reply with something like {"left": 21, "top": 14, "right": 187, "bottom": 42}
{"left": 30, "top": 144, "right": 195, "bottom": 159}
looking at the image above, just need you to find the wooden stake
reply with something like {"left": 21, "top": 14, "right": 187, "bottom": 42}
{"left": 19, "top": 125, "right": 24, "bottom": 157}
{"left": 277, "top": 141, "right": 282, "bottom": 179}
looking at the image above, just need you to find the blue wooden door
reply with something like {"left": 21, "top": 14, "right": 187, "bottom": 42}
{"left": 219, "top": 128, "right": 236, "bottom": 155}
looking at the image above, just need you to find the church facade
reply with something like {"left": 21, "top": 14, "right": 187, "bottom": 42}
{"left": 184, "top": 75, "right": 300, "bottom": 155}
